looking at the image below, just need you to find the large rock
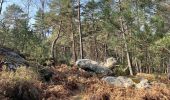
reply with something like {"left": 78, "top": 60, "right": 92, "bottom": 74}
{"left": 0, "top": 47, "right": 28, "bottom": 67}
{"left": 102, "top": 76, "right": 135, "bottom": 88}
{"left": 76, "top": 59, "right": 113, "bottom": 75}
{"left": 136, "top": 79, "right": 151, "bottom": 89}
{"left": 102, "top": 76, "right": 165, "bottom": 89}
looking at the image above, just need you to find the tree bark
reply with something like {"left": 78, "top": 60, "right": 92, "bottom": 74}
{"left": 78, "top": 0, "right": 84, "bottom": 59}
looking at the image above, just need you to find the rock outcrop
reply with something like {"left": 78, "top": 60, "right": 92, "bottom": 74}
{"left": 102, "top": 76, "right": 135, "bottom": 88}
{"left": 76, "top": 59, "right": 113, "bottom": 75}
{"left": 0, "top": 47, "right": 28, "bottom": 67}
{"left": 102, "top": 76, "right": 163, "bottom": 89}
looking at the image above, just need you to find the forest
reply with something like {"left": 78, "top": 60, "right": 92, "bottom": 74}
{"left": 0, "top": 0, "right": 170, "bottom": 100}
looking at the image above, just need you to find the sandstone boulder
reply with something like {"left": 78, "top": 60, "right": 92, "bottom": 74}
{"left": 102, "top": 76, "right": 135, "bottom": 88}
{"left": 0, "top": 47, "right": 28, "bottom": 67}
{"left": 76, "top": 59, "right": 113, "bottom": 75}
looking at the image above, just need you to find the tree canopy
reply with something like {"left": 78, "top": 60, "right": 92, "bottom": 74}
{"left": 0, "top": 0, "right": 170, "bottom": 74}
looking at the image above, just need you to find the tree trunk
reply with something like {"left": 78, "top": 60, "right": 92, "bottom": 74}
{"left": 104, "top": 43, "right": 108, "bottom": 61}
{"left": 139, "top": 60, "right": 142, "bottom": 73}
{"left": 78, "top": 0, "right": 83, "bottom": 59}
{"left": 118, "top": 0, "right": 133, "bottom": 76}
{"left": 120, "top": 17, "right": 133, "bottom": 76}
{"left": 135, "top": 58, "right": 139, "bottom": 73}
{"left": 51, "top": 22, "right": 62, "bottom": 66}
{"left": 0, "top": 0, "right": 4, "bottom": 15}
{"left": 40, "top": 0, "right": 45, "bottom": 38}
{"left": 168, "top": 64, "right": 170, "bottom": 80}
{"left": 71, "top": 23, "right": 77, "bottom": 62}
{"left": 123, "top": 33, "right": 133, "bottom": 76}
{"left": 94, "top": 38, "right": 98, "bottom": 61}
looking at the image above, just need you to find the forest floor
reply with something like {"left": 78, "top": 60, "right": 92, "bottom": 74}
{"left": 0, "top": 65, "right": 169, "bottom": 100}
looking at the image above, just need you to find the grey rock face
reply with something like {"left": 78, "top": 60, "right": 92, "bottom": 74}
{"left": 76, "top": 59, "right": 113, "bottom": 75}
{"left": 102, "top": 76, "right": 135, "bottom": 88}
{"left": 0, "top": 47, "right": 29, "bottom": 69}
{"left": 102, "top": 76, "right": 166, "bottom": 89}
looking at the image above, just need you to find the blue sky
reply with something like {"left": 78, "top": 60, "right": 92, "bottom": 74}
{"left": 1, "top": 0, "right": 90, "bottom": 25}
{"left": 2, "top": 0, "right": 37, "bottom": 25}
{"left": 2, "top": 0, "right": 90, "bottom": 13}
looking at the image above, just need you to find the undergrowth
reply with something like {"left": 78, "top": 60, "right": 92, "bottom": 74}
{"left": 0, "top": 65, "right": 169, "bottom": 100}
{"left": 0, "top": 67, "right": 42, "bottom": 100}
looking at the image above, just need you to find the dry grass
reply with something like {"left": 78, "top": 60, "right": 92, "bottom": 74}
{"left": 0, "top": 65, "right": 169, "bottom": 100}
{"left": 85, "top": 81, "right": 170, "bottom": 100}
{"left": 42, "top": 65, "right": 170, "bottom": 100}
{"left": 136, "top": 73, "right": 156, "bottom": 80}
{"left": 0, "top": 66, "right": 42, "bottom": 100}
